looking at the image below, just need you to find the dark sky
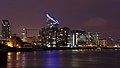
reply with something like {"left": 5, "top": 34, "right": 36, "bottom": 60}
{"left": 0, "top": 0, "right": 120, "bottom": 39}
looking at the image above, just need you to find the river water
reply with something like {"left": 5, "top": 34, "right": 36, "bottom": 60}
{"left": 6, "top": 49, "right": 120, "bottom": 68}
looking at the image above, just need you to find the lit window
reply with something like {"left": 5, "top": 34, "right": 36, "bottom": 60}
{"left": 60, "top": 34, "right": 63, "bottom": 36}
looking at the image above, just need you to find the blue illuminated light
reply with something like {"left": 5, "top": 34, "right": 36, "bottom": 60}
{"left": 46, "top": 14, "right": 60, "bottom": 24}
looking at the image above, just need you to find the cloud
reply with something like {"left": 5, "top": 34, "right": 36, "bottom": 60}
{"left": 82, "top": 18, "right": 108, "bottom": 27}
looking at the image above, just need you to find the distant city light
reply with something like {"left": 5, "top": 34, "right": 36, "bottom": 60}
{"left": 23, "top": 28, "right": 26, "bottom": 30}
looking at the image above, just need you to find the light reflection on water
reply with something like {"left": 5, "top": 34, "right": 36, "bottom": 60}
{"left": 7, "top": 49, "right": 120, "bottom": 68}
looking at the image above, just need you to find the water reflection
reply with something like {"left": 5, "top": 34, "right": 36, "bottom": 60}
{"left": 43, "top": 51, "right": 61, "bottom": 68}
{"left": 7, "top": 49, "right": 120, "bottom": 68}
{"left": 7, "top": 52, "right": 22, "bottom": 68}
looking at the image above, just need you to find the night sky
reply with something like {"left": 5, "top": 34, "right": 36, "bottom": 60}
{"left": 0, "top": 0, "right": 120, "bottom": 39}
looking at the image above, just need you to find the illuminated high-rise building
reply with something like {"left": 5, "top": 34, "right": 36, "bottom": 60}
{"left": 21, "top": 28, "right": 27, "bottom": 42}
{"left": 71, "top": 30, "right": 101, "bottom": 47}
{"left": 41, "top": 27, "right": 58, "bottom": 47}
{"left": 40, "top": 14, "right": 60, "bottom": 47}
{"left": 1, "top": 20, "right": 11, "bottom": 39}
{"left": 86, "top": 32, "right": 100, "bottom": 46}
{"left": 71, "top": 29, "right": 86, "bottom": 47}
{"left": 57, "top": 27, "right": 71, "bottom": 47}
{"left": 40, "top": 14, "right": 71, "bottom": 47}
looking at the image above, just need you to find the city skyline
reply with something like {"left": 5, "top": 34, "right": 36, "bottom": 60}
{"left": 0, "top": 0, "right": 120, "bottom": 39}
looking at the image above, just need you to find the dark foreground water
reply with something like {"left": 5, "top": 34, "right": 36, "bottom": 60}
{"left": 6, "top": 49, "right": 120, "bottom": 68}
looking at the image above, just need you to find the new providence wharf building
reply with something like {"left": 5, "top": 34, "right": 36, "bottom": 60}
{"left": 39, "top": 14, "right": 101, "bottom": 47}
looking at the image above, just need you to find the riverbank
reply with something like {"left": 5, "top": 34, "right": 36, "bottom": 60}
{"left": 32, "top": 46, "right": 120, "bottom": 51}
{"left": 1, "top": 45, "right": 120, "bottom": 52}
{"left": 5, "top": 47, "right": 120, "bottom": 52}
